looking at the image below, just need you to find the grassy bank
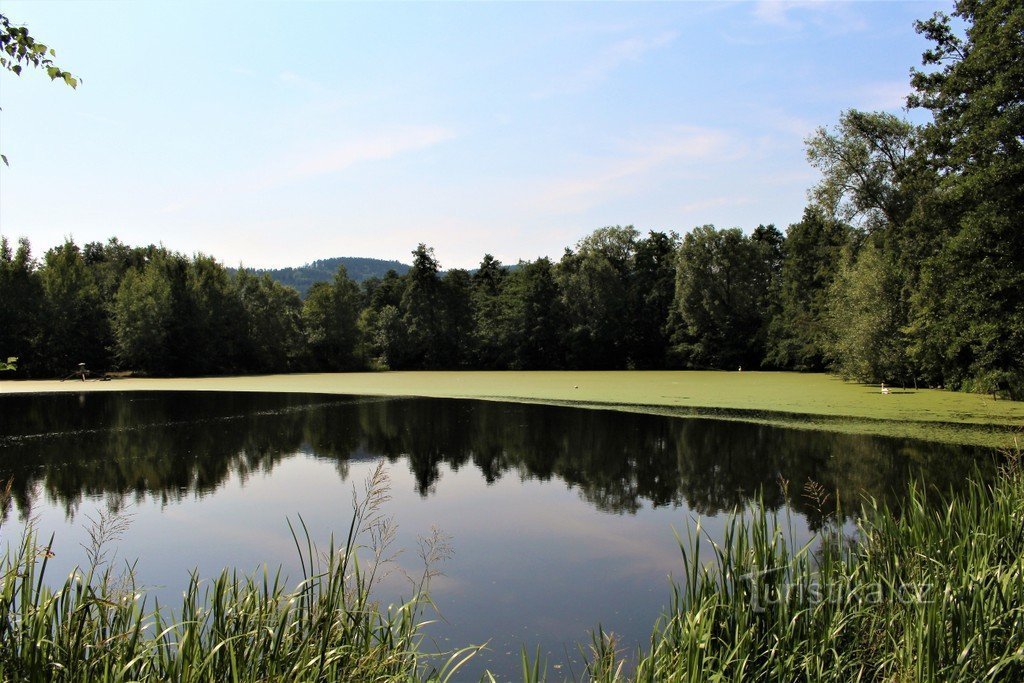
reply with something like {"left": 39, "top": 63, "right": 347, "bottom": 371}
{"left": 3, "top": 371, "right": 1023, "bottom": 446}
{"left": 3, "top": 449, "right": 1022, "bottom": 681}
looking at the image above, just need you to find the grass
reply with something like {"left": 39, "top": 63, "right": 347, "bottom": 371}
{"left": 3, "top": 370, "right": 1023, "bottom": 446}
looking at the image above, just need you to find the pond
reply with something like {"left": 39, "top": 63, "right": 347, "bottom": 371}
{"left": 0, "top": 391, "right": 991, "bottom": 679}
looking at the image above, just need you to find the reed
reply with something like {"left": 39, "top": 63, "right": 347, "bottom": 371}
{"left": 0, "top": 463, "right": 477, "bottom": 682}
{"left": 607, "top": 439, "right": 1024, "bottom": 682}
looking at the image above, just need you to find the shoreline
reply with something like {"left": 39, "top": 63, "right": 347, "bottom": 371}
{"left": 3, "top": 370, "right": 1021, "bottom": 447}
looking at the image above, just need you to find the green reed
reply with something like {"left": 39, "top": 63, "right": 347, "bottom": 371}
{"left": 581, "top": 440, "right": 1024, "bottom": 682}
{"left": 0, "top": 464, "right": 477, "bottom": 682}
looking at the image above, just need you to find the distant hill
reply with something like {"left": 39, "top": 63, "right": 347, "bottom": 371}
{"left": 240, "top": 257, "right": 411, "bottom": 297}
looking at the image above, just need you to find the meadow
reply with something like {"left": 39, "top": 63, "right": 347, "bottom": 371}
{"left": 3, "top": 370, "right": 1022, "bottom": 447}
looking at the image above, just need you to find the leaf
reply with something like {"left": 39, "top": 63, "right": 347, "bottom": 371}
{"left": 63, "top": 73, "right": 77, "bottom": 88}
{"left": 46, "top": 65, "right": 58, "bottom": 79}
{"left": 1, "top": 154, "right": 7, "bottom": 167}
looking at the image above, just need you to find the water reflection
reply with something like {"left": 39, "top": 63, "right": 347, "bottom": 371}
{"left": 0, "top": 391, "right": 991, "bottom": 527}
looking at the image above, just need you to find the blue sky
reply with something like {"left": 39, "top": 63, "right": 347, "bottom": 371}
{"left": 0, "top": 1, "right": 948, "bottom": 269}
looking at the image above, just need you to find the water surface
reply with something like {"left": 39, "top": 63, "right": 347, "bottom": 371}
{"left": 0, "top": 392, "right": 989, "bottom": 679}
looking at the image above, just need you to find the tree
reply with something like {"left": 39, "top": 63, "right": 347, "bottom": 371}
{"left": 1, "top": 12, "right": 78, "bottom": 165}
{"left": 0, "top": 237, "right": 43, "bottom": 375}
{"left": 668, "top": 226, "right": 774, "bottom": 369}
{"left": 470, "top": 254, "right": 509, "bottom": 368}
{"left": 805, "top": 110, "right": 922, "bottom": 235}
{"left": 628, "top": 231, "right": 679, "bottom": 369}
{"left": 557, "top": 226, "right": 639, "bottom": 369}
{"left": 400, "top": 244, "right": 447, "bottom": 368}
{"left": 303, "top": 266, "right": 361, "bottom": 371}
{"left": 906, "top": 0, "right": 1024, "bottom": 396}
{"left": 233, "top": 269, "right": 305, "bottom": 373}
{"left": 38, "top": 240, "right": 108, "bottom": 374}
{"left": 111, "top": 263, "right": 174, "bottom": 373}
{"left": 824, "top": 240, "right": 913, "bottom": 385}
{"left": 496, "top": 258, "right": 565, "bottom": 369}
{"left": 767, "top": 209, "right": 849, "bottom": 370}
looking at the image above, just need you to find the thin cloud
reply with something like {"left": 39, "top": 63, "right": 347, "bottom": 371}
{"left": 532, "top": 30, "right": 679, "bottom": 98}
{"left": 288, "top": 126, "right": 456, "bottom": 180}
{"left": 158, "top": 125, "right": 456, "bottom": 215}
{"left": 851, "top": 80, "right": 911, "bottom": 111}
{"left": 535, "top": 126, "right": 739, "bottom": 214}
{"left": 751, "top": 1, "right": 867, "bottom": 34}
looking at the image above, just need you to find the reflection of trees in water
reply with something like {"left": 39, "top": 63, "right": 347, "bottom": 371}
{"left": 0, "top": 393, "right": 991, "bottom": 525}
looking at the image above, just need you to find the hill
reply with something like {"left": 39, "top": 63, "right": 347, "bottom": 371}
{"left": 242, "top": 257, "right": 411, "bottom": 297}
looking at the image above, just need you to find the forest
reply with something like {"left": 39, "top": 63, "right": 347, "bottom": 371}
{"left": 1, "top": 2, "right": 1021, "bottom": 397}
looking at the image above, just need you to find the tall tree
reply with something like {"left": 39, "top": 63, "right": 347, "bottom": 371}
{"left": 668, "top": 226, "right": 773, "bottom": 369}
{"left": 767, "top": 209, "right": 849, "bottom": 370}
{"left": 627, "top": 231, "right": 679, "bottom": 369}
{"left": 233, "top": 269, "right": 305, "bottom": 373}
{"left": 400, "top": 244, "right": 447, "bottom": 368}
{"left": 907, "top": 0, "right": 1024, "bottom": 395}
{"left": 557, "top": 226, "right": 639, "bottom": 369}
{"left": 471, "top": 254, "right": 509, "bottom": 368}
{"left": 303, "top": 266, "right": 362, "bottom": 371}
{"left": 111, "top": 263, "right": 174, "bottom": 373}
{"left": 38, "top": 240, "right": 108, "bottom": 374}
{"left": 0, "top": 237, "right": 43, "bottom": 375}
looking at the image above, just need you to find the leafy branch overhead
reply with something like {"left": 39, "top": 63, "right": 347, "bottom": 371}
{"left": 0, "top": 13, "right": 78, "bottom": 88}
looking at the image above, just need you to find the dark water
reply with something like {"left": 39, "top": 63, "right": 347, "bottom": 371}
{"left": 0, "top": 392, "right": 991, "bottom": 679}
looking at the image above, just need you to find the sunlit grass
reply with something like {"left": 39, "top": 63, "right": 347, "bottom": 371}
{"left": 4, "top": 371, "right": 1024, "bottom": 446}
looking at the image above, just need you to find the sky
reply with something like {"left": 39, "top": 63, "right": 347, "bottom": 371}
{"left": 0, "top": 1, "right": 950, "bottom": 270}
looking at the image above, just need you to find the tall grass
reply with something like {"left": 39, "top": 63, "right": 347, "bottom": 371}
{"left": 598, "top": 440, "right": 1024, "bottom": 682}
{"left": 0, "top": 464, "right": 477, "bottom": 682}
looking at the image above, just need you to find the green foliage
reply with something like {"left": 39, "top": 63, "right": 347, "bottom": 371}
{"left": 303, "top": 266, "right": 362, "bottom": 371}
{"left": 0, "top": 13, "right": 77, "bottom": 87}
{"left": 768, "top": 210, "right": 849, "bottom": 370}
{"left": 0, "top": 237, "right": 43, "bottom": 375}
{"left": 233, "top": 269, "right": 306, "bottom": 373}
{"left": 824, "top": 240, "right": 913, "bottom": 384}
{"left": 905, "top": 0, "right": 1024, "bottom": 397}
{"left": 669, "top": 225, "right": 777, "bottom": 369}
{"left": 111, "top": 263, "right": 174, "bottom": 373}
{"left": 38, "top": 241, "right": 109, "bottom": 374}
{"left": 805, "top": 110, "right": 921, "bottom": 233}
{"left": 0, "top": 13, "right": 78, "bottom": 166}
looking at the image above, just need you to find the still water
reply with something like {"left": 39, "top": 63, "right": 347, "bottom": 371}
{"left": 0, "top": 391, "right": 988, "bottom": 679}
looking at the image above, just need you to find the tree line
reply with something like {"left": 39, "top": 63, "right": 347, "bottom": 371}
{"left": 1, "top": 1, "right": 1020, "bottom": 395}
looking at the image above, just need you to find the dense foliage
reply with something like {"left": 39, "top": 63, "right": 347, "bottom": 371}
{"left": 1, "top": 1, "right": 1020, "bottom": 395}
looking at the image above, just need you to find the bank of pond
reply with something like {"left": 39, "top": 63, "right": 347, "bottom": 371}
{"left": 0, "top": 392, "right": 1019, "bottom": 680}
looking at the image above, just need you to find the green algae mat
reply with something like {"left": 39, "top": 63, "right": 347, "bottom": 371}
{"left": 3, "top": 371, "right": 1022, "bottom": 447}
